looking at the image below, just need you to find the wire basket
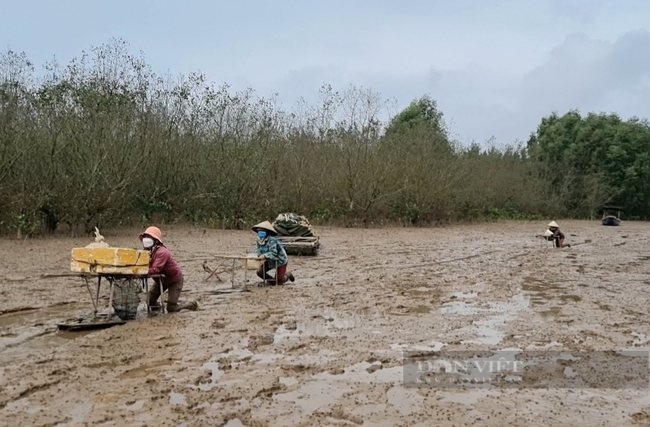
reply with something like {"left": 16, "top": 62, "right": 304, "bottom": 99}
{"left": 111, "top": 277, "right": 142, "bottom": 320}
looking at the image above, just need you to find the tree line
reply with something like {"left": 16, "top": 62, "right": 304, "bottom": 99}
{"left": 0, "top": 38, "right": 648, "bottom": 238}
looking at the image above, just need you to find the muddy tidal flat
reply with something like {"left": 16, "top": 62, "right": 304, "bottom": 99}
{"left": 1, "top": 220, "right": 650, "bottom": 426}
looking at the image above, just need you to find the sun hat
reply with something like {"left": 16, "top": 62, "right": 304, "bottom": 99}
{"left": 252, "top": 221, "right": 277, "bottom": 236}
{"left": 547, "top": 221, "right": 559, "bottom": 228}
{"left": 139, "top": 226, "right": 163, "bottom": 243}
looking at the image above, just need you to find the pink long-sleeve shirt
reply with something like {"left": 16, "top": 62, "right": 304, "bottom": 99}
{"left": 148, "top": 245, "right": 183, "bottom": 284}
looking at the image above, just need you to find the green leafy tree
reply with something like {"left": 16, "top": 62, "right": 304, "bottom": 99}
{"left": 528, "top": 110, "right": 650, "bottom": 218}
{"left": 385, "top": 95, "right": 446, "bottom": 138}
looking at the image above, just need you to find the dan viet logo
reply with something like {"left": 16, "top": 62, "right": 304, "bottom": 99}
{"left": 402, "top": 350, "right": 650, "bottom": 389}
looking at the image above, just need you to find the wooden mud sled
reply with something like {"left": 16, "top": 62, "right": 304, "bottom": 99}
{"left": 57, "top": 246, "right": 166, "bottom": 331}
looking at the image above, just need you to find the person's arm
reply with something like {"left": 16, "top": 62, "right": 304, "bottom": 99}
{"left": 148, "top": 248, "right": 169, "bottom": 275}
{"left": 260, "top": 238, "right": 281, "bottom": 260}
{"left": 557, "top": 230, "right": 565, "bottom": 239}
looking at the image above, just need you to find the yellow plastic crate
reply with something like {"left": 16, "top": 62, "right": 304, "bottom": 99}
{"left": 71, "top": 247, "right": 150, "bottom": 275}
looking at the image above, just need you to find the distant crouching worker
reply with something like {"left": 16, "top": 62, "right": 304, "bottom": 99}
{"left": 252, "top": 221, "right": 295, "bottom": 286}
{"left": 547, "top": 221, "right": 570, "bottom": 248}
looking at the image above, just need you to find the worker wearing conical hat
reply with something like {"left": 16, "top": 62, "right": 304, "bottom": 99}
{"left": 139, "top": 226, "right": 197, "bottom": 312}
{"left": 547, "top": 221, "right": 570, "bottom": 248}
{"left": 252, "top": 221, "right": 295, "bottom": 286}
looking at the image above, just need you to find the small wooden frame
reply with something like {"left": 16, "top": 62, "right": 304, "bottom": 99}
{"left": 202, "top": 255, "right": 268, "bottom": 288}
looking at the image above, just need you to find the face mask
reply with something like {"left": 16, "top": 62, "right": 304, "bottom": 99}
{"left": 257, "top": 230, "right": 267, "bottom": 239}
{"left": 142, "top": 237, "right": 155, "bottom": 249}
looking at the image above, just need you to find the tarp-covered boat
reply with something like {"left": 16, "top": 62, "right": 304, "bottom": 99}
{"left": 601, "top": 205, "right": 622, "bottom": 226}
{"left": 273, "top": 213, "right": 320, "bottom": 256}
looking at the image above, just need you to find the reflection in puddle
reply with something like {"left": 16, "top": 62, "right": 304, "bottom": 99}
{"left": 441, "top": 293, "right": 530, "bottom": 346}
{"left": 169, "top": 391, "right": 187, "bottom": 405}
{"left": 198, "top": 361, "right": 224, "bottom": 391}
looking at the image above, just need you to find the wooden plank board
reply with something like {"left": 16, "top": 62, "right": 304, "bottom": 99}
{"left": 278, "top": 236, "right": 319, "bottom": 242}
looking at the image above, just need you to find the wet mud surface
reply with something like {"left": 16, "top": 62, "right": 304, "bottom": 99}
{"left": 1, "top": 221, "right": 649, "bottom": 426}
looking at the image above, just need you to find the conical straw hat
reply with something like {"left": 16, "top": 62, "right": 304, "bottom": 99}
{"left": 547, "top": 221, "right": 559, "bottom": 228}
{"left": 252, "top": 221, "right": 277, "bottom": 235}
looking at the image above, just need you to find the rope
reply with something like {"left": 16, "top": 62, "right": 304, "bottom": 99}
{"left": 72, "top": 258, "right": 147, "bottom": 268}
{"left": 72, "top": 249, "right": 147, "bottom": 268}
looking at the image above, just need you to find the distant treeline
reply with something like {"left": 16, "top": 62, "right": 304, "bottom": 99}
{"left": 0, "top": 38, "right": 648, "bottom": 238}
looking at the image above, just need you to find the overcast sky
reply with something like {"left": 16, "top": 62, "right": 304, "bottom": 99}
{"left": 2, "top": 0, "right": 650, "bottom": 145}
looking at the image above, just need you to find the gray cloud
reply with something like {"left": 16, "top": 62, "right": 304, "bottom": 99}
{"left": 4, "top": 0, "right": 650, "bottom": 148}
{"left": 266, "top": 30, "right": 650, "bottom": 145}
{"left": 518, "top": 30, "right": 650, "bottom": 124}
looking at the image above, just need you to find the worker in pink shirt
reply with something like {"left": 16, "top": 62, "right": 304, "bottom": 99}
{"left": 139, "top": 226, "right": 197, "bottom": 313}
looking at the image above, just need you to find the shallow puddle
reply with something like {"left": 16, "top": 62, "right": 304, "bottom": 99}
{"left": 451, "top": 291, "right": 479, "bottom": 299}
{"left": 169, "top": 391, "right": 187, "bottom": 405}
{"left": 314, "top": 361, "right": 403, "bottom": 384}
{"left": 279, "top": 376, "right": 299, "bottom": 386}
{"left": 273, "top": 311, "right": 362, "bottom": 343}
{"left": 438, "top": 389, "right": 494, "bottom": 405}
{"left": 351, "top": 403, "right": 388, "bottom": 417}
{"left": 386, "top": 386, "right": 423, "bottom": 416}
{"left": 198, "top": 361, "right": 224, "bottom": 391}
{"left": 440, "top": 301, "right": 484, "bottom": 315}
{"left": 0, "top": 303, "right": 84, "bottom": 329}
{"left": 119, "top": 360, "right": 174, "bottom": 379}
{"left": 273, "top": 379, "right": 351, "bottom": 413}
{"left": 390, "top": 341, "right": 447, "bottom": 353}
{"left": 3, "top": 398, "right": 44, "bottom": 414}
{"left": 124, "top": 399, "right": 146, "bottom": 411}
{"left": 68, "top": 403, "right": 93, "bottom": 422}
{"left": 456, "top": 294, "right": 530, "bottom": 346}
